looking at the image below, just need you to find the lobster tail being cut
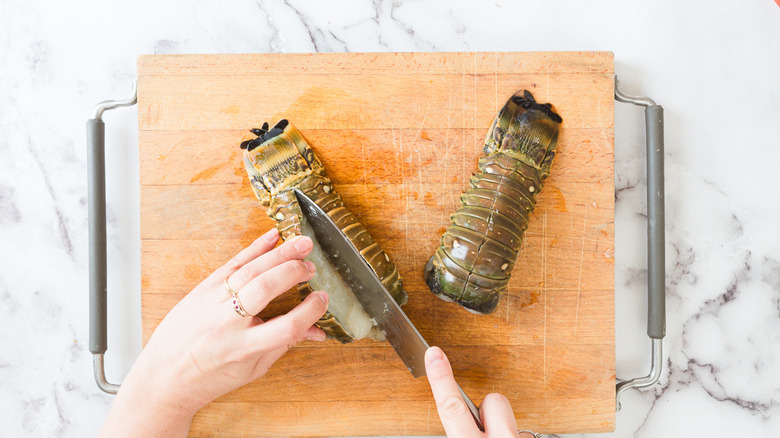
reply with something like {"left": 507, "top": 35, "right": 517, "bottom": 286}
{"left": 424, "top": 90, "right": 562, "bottom": 314}
{"left": 241, "top": 120, "right": 407, "bottom": 342}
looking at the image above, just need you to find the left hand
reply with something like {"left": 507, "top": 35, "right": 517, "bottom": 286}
{"left": 100, "top": 228, "right": 328, "bottom": 436}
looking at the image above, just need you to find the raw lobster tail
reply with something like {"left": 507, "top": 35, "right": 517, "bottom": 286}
{"left": 240, "top": 120, "right": 407, "bottom": 342}
{"left": 424, "top": 90, "right": 562, "bottom": 314}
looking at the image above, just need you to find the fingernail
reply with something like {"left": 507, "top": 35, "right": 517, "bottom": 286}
{"left": 307, "top": 332, "right": 327, "bottom": 342}
{"left": 425, "top": 346, "right": 445, "bottom": 366}
{"left": 294, "top": 236, "right": 312, "bottom": 252}
{"left": 262, "top": 228, "right": 279, "bottom": 242}
{"left": 313, "top": 290, "right": 328, "bottom": 307}
{"left": 304, "top": 261, "right": 316, "bottom": 273}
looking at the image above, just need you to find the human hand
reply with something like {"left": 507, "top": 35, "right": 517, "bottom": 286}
{"left": 425, "top": 346, "right": 537, "bottom": 438}
{"left": 101, "top": 228, "right": 328, "bottom": 437}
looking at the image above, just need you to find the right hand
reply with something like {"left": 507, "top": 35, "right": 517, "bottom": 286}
{"left": 424, "top": 346, "right": 537, "bottom": 438}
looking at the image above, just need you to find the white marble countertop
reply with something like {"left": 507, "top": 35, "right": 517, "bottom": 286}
{"left": 2, "top": 0, "right": 779, "bottom": 436}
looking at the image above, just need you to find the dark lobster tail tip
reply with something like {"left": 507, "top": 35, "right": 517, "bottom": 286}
{"left": 244, "top": 120, "right": 292, "bottom": 152}
{"left": 545, "top": 109, "right": 563, "bottom": 124}
{"left": 243, "top": 125, "right": 268, "bottom": 150}
{"left": 510, "top": 90, "right": 563, "bottom": 124}
{"left": 245, "top": 138, "right": 263, "bottom": 152}
{"left": 274, "top": 119, "right": 289, "bottom": 130}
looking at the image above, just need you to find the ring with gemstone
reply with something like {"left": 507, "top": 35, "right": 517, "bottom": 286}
{"left": 224, "top": 278, "right": 251, "bottom": 318}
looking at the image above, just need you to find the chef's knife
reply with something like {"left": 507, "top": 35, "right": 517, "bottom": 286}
{"left": 294, "top": 189, "right": 483, "bottom": 431}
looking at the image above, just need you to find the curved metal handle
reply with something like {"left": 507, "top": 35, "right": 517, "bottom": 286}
{"left": 614, "top": 76, "right": 666, "bottom": 410}
{"left": 87, "top": 84, "right": 137, "bottom": 394}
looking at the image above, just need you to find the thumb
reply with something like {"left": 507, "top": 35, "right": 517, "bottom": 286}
{"left": 479, "top": 393, "right": 518, "bottom": 436}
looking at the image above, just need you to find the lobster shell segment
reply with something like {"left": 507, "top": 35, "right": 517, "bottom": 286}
{"left": 240, "top": 120, "right": 407, "bottom": 342}
{"left": 424, "top": 90, "right": 562, "bottom": 314}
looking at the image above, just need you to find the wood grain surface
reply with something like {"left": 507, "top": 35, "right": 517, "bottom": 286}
{"left": 137, "top": 52, "right": 615, "bottom": 436}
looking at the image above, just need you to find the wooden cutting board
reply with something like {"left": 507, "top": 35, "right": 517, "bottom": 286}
{"left": 138, "top": 52, "right": 615, "bottom": 436}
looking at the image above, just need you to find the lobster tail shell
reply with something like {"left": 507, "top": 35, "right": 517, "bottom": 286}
{"left": 425, "top": 90, "right": 562, "bottom": 314}
{"left": 241, "top": 121, "right": 407, "bottom": 342}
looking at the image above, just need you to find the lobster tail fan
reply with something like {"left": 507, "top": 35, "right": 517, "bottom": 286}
{"left": 264, "top": 128, "right": 285, "bottom": 142}
{"left": 510, "top": 90, "right": 563, "bottom": 124}
{"left": 245, "top": 138, "right": 262, "bottom": 151}
{"left": 245, "top": 120, "right": 293, "bottom": 151}
{"left": 244, "top": 123, "right": 271, "bottom": 150}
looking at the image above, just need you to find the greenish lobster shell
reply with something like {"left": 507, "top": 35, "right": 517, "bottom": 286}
{"left": 424, "top": 90, "right": 562, "bottom": 314}
{"left": 240, "top": 120, "right": 408, "bottom": 342}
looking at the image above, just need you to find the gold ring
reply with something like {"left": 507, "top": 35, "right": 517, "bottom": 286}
{"left": 225, "top": 278, "right": 251, "bottom": 318}
{"left": 224, "top": 278, "right": 238, "bottom": 296}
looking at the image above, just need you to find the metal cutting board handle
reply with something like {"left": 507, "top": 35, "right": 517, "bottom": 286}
{"left": 614, "top": 76, "right": 666, "bottom": 410}
{"left": 86, "top": 84, "right": 137, "bottom": 394}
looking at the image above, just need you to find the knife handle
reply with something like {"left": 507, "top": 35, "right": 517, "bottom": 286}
{"left": 457, "top": 384, "right": 484, "bottom": 431}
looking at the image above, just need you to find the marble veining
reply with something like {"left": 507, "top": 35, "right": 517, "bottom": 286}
{"left": 1, "top": 0, "right": 779, "bottom": 437}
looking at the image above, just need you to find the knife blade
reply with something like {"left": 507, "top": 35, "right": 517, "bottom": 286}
{"left": 293, "top": 189, "right": 483, "bottom": 430}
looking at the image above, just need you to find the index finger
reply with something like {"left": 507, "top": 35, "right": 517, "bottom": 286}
{"left": 212, "top": 228, "right": 280, "bottom": 279}
{"left": 425, "top": 346, "right": 482, "bottom": 438}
